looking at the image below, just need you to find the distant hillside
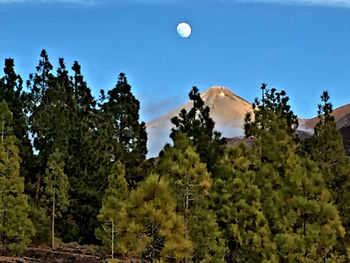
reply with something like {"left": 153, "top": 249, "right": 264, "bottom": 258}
{"left": 299, "top": 104, "right": 350, "bottom": 155}
{"left": 299, "top": 104, "right": 350, "bottom": 131}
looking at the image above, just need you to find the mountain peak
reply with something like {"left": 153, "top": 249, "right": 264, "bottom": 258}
{"left": 146, "top": 85, "right": 253, "bottom": 157}
{"left": 199, "top": 86, "right": 252, "bottom": 122}
{"left": 205, "top": 85, "right": 228, "bottom": 92}
{"left": 203, "top": 85, "right": 234, "bottom": 97}
{"left": 201, "top": 86, "right": 251, "bottom": 106}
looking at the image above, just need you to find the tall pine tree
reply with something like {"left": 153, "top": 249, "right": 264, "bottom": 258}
{"left": 0, "top": 100, "right": 34, "bottom": 255}
{"left": 302, "top": 91, "right": 350, "bottom": 257}
{"left": 126, "top": 174, "right": 192, "bottom": 262}
{"left": 213, "top": 145, "right": 277, "bottom": 262}
{"left": 102, "top": 73, "right": 147, "bottom": 187}
{"left": 43, "top": 148, "right": 70, "bottom": 249}
{"left": 27, "top": 49, "right": 55, "bottom": 206}
{"left": 158, "top": 133, "right": 225, "bottom": 263}
{"left": 245, "top": 86, "right": 345, "bottom": 262}
{"left": 0, "top": 58, "right": 34, "bottom": 193}
{"left": 66, "top": 60, "right": 112, "bottom": 243}
{"left": 170, "top": 86, "right": 226, "bottom": 174}
{"left": 96, "top": 161, "right": 129, "bottom": 258}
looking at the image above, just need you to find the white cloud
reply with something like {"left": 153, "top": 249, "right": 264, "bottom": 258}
{"left": 0, "top": 0, "right": 350, "bottom": 8}
{"left": 237, "top": 0, "right": 350, "bottom": 8}
{"left": 0, "top": 0, "right": 97, "bottom": 3}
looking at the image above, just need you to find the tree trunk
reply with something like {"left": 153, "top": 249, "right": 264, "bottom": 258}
{"left": 111, "top": 219, "right": 114, "bottom": 259}
{"left": 35, "top": 175, "right": 41, "bottom": 208}
{"left": 52, "top": 192, "right": 55, "bottom": 249}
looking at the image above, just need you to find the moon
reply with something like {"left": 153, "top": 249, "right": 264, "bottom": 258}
{"left": 177, "top": 22, "right": 191, "bottom": 38}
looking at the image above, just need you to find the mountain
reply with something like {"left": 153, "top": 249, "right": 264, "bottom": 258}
{"left": 298, "top": 104, "right": 350, "bottom": 155}
{"left": 299, "top": 104, "right": 350, "bottom": 132}
{"left": 146, "top": 86, "right": 253, "bottom": 157}
{"left": 146, "top": 86, "right": 350, "bottom": 157}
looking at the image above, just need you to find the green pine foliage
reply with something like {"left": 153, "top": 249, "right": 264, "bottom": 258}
{"left": 0, "top": 58, "right": 34, "bottom": 195}
{"left": 305, "top": 92, "right": 350, "bottom": 206}
{"left": 126, "top": 174, "right": 192, "bottom": 262}
{"left": 0, "top": 100, "right": 35, "bottom": 255}
{"left": 158, "top": 133, "right": 212, "bottom": 195}
{"left": 245, "top": 85, "right": 298, "bottom": 139}
{"left": 28, "top": 202, "right": 50, "bottom": 244}
{"left": 29, "top": 58, "right": 77, "bottom": 243}
{"left": 273, "top": 156, "right": 345, "bottom": 262}
{"left": 27, "top": 51, "right": 113, "bottom": 243}
{"left": 213, "top": 145, "right": 277, "bottom": 263}
{"left": 27, "top": 49, "right": 55, "bottom": 207}
{"left": 158, "top": 133, "right": 225, "bottom": 263}
{"left": 302, "top": 91, "right": 350, "bottom": 256}
{"left": 245, "top": 86, "right": 345, "bottom": 262}
{"left": 170, "top": 86, "right": 226, "bottom": 173}
{"left": 187, "top": 196, "right": 225, "bottom": 263}
{"left": 43, "top": 148, "right": 70, "bottom": 248}
{"left": 71, "top": 117, "right": 115, "bottom": 243}
{"left": 96, "top": 161, "right": 129, "bottom": 257}
{"left": 32, "top": 58, "right": 73, "bottom": 157}
{"left": 67, "top": 60, "right": 112, "bottom": 243}
{"left": 1, "top": 52, "right": 350, "bottom": 261}
{"left": 102, "top": 73, "right": 148, "bottom": 187}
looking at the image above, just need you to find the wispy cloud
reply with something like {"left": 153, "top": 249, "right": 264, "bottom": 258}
{"left": 0, "top": 0, "right": 100, "bottom": 3}
{"left": 238, "top": 0, "right": 350, "bottom": 8}
{"left": 0, "top": 0, "right": 173, "bottom": 3}
{"left": 0, "top": 0, "right": 350, "bottom": 8}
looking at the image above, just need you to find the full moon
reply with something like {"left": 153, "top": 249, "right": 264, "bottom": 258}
{"left": 177, "top": 22, "right": 191, "bottom": 38}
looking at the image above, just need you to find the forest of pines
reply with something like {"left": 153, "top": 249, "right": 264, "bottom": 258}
{"left": 0, "top": 50, "right": 350, "bottom": 263}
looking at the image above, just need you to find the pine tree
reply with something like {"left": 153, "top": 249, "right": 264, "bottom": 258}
{"left": 71, "top": 61, "right": 96, "bottom": 110}
{"left": 304, "top": 91, "right": 349, "bottom": 199}
{"left": 102, "top": 73, "right": 147, "bottom": 187}
{"left": 28, "top": 55, "right": 101, "bottom": 243}
{"left": 170, "top": 86, "right": 226, "bottom": 173}
{"left": 29, "top": 59, "right": 73, "bottom": 225}
{"left": 43, "top": 148, "right": 69, "bottom": 249}
{"left": 245, "top": 84, "right": 298, "bottom": 139}
{"left": 302, "top": 91, "right": 350, "bottom": 256}
{"left": 28, "top": 49, "right": 54, "bottom": 105}
{"left": 244, "top": 87, "right": 345, "bottom": 262}
{"left": 34, "top": 58, "right": 73, "bottom": 156}
{"left": 0, "top": 100, "right": 34, "bottom": 255}
{"left": 28, "top": 49, "right": 56, "bottom": 155}
{"left": 96, "top": 161, "right": 129, "bottom": 258}
{"left": 157, "top": 133, "right": 225, "bottom": 263}
{"left": 28, "top": 201, "right": 50, "bottom": 244}
{"left": 27, "top": 49, "right": 55, "bottom": 207}
{"left": 213, "top": 145, "right": 277, "bottom": 262}
{"left": 0, "top": 58, "right": 34, "bottom": 194}
{"left": 126, "top": 174, "right": 192, "bottom": 262}
{"left": 65, "top": 60, "right": 112, "bottom": 243}
{"left": 71, "top": 115, "right": 115, "bottom": 243}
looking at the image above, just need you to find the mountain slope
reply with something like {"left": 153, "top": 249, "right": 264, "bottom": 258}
{"left": 146, "top": 86, "right": 253, "bottom": 157}
{"left": 299, "top": 104, "right": 350, "bottom": 131}
{"left": 298, "top": 104, "right": 350, "bottom": 155}
{"left": 147, "top": 86, "right": 350, "bottom": 157}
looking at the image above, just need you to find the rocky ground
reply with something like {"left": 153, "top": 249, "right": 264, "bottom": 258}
{"left": 0, "top": 243, "right": 106, "bottom": 263}
{"left": 0, "top": 243, "right": 145, "bottom": 263}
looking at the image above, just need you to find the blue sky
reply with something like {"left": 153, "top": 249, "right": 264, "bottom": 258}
{"left": 0, "top": 0, "right": 349, "bottom": 122}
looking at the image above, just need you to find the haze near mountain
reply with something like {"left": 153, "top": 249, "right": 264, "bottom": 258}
{"left": 146, "top": 86, "right": 253, "bottom": 157}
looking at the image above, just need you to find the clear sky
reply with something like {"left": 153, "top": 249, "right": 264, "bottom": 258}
{"left": 0, "top": 0, "right": 349, "bottom": 122}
